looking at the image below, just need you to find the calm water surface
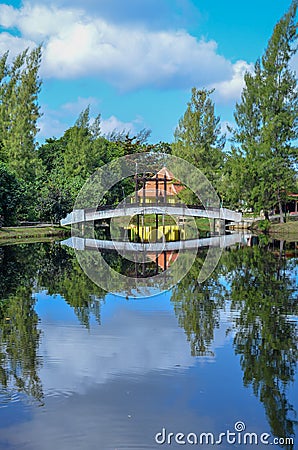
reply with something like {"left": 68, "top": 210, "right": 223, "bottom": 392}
{"left": 0, "top": 240, "right": 297, "bottom": 449}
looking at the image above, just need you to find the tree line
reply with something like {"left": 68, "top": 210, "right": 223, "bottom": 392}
{"left": 0, "top": 1, "right": 297, "bottom": 226}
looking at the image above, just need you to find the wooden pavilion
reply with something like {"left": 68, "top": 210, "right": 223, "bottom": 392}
{"left": 134, "top": 167, "right": 184, "bottom": 204}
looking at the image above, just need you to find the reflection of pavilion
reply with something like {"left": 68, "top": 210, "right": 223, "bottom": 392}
{"left": 61, "top": 233, "right": 251, "bottom": 279}
{"left": 133, "top": 167, "right": 184, "bottom": 204}
{"left": 147, "top": 251, "right": 178, "bottom": 271}
{"left": 128, "top": 224, "right": 186, "bottom": 243}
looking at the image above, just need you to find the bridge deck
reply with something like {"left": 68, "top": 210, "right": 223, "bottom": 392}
{"left": 60, "top": 203, "right": 242, "bottom": 226}
{"left": 61, "top": 233, "right": 249, "bottom": 252}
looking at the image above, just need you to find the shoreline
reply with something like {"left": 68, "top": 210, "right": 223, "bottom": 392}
{"left": 0, "top": 225, "right": 70, "bottom": 243}
{"left": 1, "top": 220, "right": 298, "bottom": 245}
{"left": 268, "top": 220, "right": 298, "bottom": 241}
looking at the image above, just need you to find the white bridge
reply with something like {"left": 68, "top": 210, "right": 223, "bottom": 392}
{"left": 60, "top": 203, "right": 242, "bottom": 226}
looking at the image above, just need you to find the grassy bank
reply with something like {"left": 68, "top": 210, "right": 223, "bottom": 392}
{"left": 269, "top": 220, "right": 298, "bottom": 240}
{"left": 0, "top": 225, "right": 70, "bottom": 243}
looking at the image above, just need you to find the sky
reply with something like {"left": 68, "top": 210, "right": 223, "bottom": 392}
{"left": 0, "top": 0, "right": 296, "bottom": 145}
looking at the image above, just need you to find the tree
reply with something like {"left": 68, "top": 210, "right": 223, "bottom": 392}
{"left": 172, "top": 88, "right": 225, "bottom": 196}
{"left": 0, "top": 52, "right": 8, "bottom": 163}
{"left": 63, "top": 121, "right": 93, "bottom": 181}
{"left": 63, "top": 107, "right": 108, "bottom": 186}
{"left": 37, "top": 186, "right": 73, "bottom": 223}
{"left": 232, "top": 1, "right": 298, "bottom": 221}
{"left": 0, "top": 47, "right": 42, "bottom": 181}
{"left": 0, "top": 162, "right": 22, "bottom": 226}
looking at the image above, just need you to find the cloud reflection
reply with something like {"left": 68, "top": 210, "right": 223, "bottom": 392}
{"left": 39, "top": 307, "right": 194, "bottom": 396}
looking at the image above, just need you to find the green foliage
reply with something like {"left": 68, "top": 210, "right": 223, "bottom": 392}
{"left": 257, "top": 219, "right": 271, "bottom": 233}
{"left": 222, "top": 245, "right": 298, "bottom": 442}
{"left": 171, "top": 253, "right": 226, "bottom": 356}
{"left": 37, "top": 108, "right": 151, "bottom": 214}
{"left": 0, "top": 244, "right": 45, "bottom": 403}
{"left": 230, "top": 1, "right": 298, "bottom": 219}
{"left": 0, "top": 47, "right": 42, "bottom": 181}
{"left": 172, "top": 87, "right": 225, "bottom": 194}
{"left": 37, "top": 186, "right": 73, "bottom": 223}
{"left": 172, "top": 244, "right": 298, "bottom": 443}
{"left": 0, "top": 242, "right": 105, "bottom": 403}
{"left": 0, "top": 162, "right": 22, "bottom": 226}
{"left": 0, "top": 3, "right": 296, "bottom": 226}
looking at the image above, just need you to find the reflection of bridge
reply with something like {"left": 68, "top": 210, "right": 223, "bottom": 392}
{"left": 61, "top": 233, "right": 250, "bottom": 252}
{"left": 60, "top": 203, "right": 242, "bottom": 226}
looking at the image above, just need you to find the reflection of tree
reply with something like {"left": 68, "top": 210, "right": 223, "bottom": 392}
{"left": 0, "top": 244, "right": 44, "bottom": 404}
{"left": 0, "top": 244, "right": 41, "bottom": 300}
{"left": 38, "top": 245, "right": 105, "bottom": 328}
{"left": 222, "top": 247, "right": 298, "bottom": 447}
{"left": 0, "top": 242, "right": 107, "bottom": 406}
{"left": 171, "top": 253, "right": 227, "bottom": 356}
{"left": 0, "top": 287, "right": 43, "bottom": 403}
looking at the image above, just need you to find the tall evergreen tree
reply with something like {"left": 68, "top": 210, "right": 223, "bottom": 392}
{"left": 0, "top": 51, "right": 8, "bottom": 162}
{"left": 0, "top": 162, "right": 22, "bottom": 226}
{"left": 172, "top": 87, "right": 225, "bottom": 191}
{"left": 1, "top": 47, "right": 42, "bottom": 181}
{"left": 232, "top": 1, "right": 298, "bottom": 221}
{"left": 63, "top": 106, "right": 101, "bottom": 183}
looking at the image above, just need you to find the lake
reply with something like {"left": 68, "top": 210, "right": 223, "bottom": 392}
{"left": 0, "top": 238, "right": 297, "bottom": 449}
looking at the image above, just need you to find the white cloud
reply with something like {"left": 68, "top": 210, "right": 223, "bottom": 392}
{"left": 0, "top": 4, "right": 19, "bottom": 28}
{"left": 0, "top": 32, "right": 35, "bottom": 61}
{"left": 61, "top": 96, "right": 99, "bottom": 114}
{"left": 100, "top": 115, "right": 136, "bottom": 135}
{"left": 0, "top": 3, "right": 82, "bottom": 40}
{"left": 37, "top": 97, "right": 144, "bottom": 141}
{"left": 220, "top": 120, "right": 234, "bottom": 137}
{"left": 0, "top": 2, "right": 249, "bottom": 95}
{"left": 38, "top": 114, "right": 67, "bottom": 140}
{"left": 211, "top": 60, "right": 254, "bottom": 103}
{"left": 290, "top": 52, "right": 298, "bottom": 74}
{"left": 37, "top": 98, "right": 96, "bottom": 140}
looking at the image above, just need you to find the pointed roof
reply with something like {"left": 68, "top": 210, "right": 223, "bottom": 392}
{"left": 154, "top": 167, "right": 175, "bottom": 180}
{"left": 137, "top": 166, "right": 184, "bottom": 198}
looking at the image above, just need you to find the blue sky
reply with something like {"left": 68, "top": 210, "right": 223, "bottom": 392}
{"left": 0, "top": 0, "right": 296, "bottom": 144}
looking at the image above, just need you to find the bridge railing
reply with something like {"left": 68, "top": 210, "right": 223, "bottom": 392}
{"left": 88, "top": 202, "right": 220, "bottom": 213}
{"left": 61, "top": 202, "right": 242, "bottom": 226}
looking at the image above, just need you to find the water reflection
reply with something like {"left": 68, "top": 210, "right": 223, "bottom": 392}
{"left": 170, "top": 243, "right": 298, "bottom": 447}
{"left": 171, "top": 252, "right": 227, "bottom": 357}
{"left": 222, "top": 246, "right": 298, "bottom": 442}
{"left": 0, "top": 245, "right": 43, "bottom": 405}
{"left": 0, "top": 239, "right": 297, "bottom": 449}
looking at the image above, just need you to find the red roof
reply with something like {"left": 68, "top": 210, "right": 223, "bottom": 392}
{"left": 137, "top": 167, "right": 184, "bottom": 198}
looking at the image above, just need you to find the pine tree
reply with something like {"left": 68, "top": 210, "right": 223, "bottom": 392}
{"left": 0, "top": 46, "right": 42, "bottom": 182}
{"left": 63, "top": 106, "right": 93, "bottom": 181}
{"left": 232, "top": 1, "right": 298, "bottom": 221}
{"left": 0, "top": 51, "right": 8, "bottom": 162}
{"left": 172, "top": 88, "right": 225, "bottom": 191}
